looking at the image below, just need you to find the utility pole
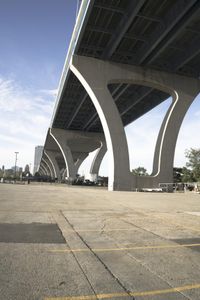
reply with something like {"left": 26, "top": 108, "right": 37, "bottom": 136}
{"left": 14, "top": 152, "right": 19, "bottom": 180}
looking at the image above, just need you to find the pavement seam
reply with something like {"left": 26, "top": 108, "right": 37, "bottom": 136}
{"left": 59, "top": 210, "right": 134, "bottom": 300}
{"left": 121, "top": 218, "right": 168, "bottom": 241}
{"left": 119, "top": 205, "right": 200, "bottom": 234}
{"left": 118, "top": 218, "right": 193, "bottom": 300}
{"left": 126, "top": 252, "right": 192, "bottom": 300}
{"left": 50, "top": 243, "right": 200, "bottom": 253}
{"left": 52, "top": 211, "right": 98, "bottom": 299}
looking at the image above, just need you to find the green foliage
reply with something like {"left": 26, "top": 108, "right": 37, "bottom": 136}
{"left": 181, "top": 167, "right": 195, "bottom": 183}
{"left": 173, "top": 167, "right": 183, "bottom": 183}
{"left": 185, "top": 148, "right": 200, "bottom": 181}
{"left": 132, "top": 167, "right": 149, "bottom": 176}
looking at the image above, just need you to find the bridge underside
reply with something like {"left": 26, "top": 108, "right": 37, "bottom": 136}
{"left": 39, "top": 0, "right": 200, "bottom": 190}
{"left": 39, "top": 56, "right": 199, "bottom": 190}
{"left": 39, "top": 128, "right": 106, "bottom": 182}
{"left": 53, "top": 0, "right": 200, "bottom": 134}
{"left": 53, "top": 72, "right": 169, "bottom": 133}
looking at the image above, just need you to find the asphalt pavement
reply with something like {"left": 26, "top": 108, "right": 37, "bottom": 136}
{"left": 0, "top": 183, "right": 200, "bottom": 300}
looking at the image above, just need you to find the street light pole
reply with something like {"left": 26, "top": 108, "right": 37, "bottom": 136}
{"left": 14, "top": 152, "right": 19, "bottom": 180}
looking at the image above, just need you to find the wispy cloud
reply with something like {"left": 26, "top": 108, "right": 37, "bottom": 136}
{"left": 40, "top": 88, "right": 58, "bottom": 97}
{"left": 194, "top": 109, "right": 200, "bottom": 117}
{"left": 0, "top": 74, "right": 55, "bottom": 169}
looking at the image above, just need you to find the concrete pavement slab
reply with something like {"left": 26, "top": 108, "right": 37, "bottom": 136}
{"left": 0, "top": 183, "right": 200, "bottom": 299}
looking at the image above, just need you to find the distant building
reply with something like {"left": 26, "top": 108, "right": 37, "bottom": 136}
{"left": 33, "top": 146, "right": 43, "bottom": 175}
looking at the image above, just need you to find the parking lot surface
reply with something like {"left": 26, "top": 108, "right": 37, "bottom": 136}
{"left": 0, "top": 183, "right": 200, "bottom": 300}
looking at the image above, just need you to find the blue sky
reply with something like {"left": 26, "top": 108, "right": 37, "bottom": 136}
{"left": 0, "top": 0, "right": 77, "bottom": 170}
{"left": 0, "top": 1, "right": 199, "bottom": 175}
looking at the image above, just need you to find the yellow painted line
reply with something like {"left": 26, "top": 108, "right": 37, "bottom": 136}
{"left": 62, "top": 228, "right": 137, "bottom": 233}
{"left": 77, "top": 228, "right": 136, "bottom": 232}
{"left": 44, "top": 283, "right": 200, "bottom": 299}
{"left": 49, "top": 242, "right": 200, "bottom": 253}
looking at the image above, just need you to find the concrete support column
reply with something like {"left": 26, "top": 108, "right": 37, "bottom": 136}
{"left": 59, "top": 153, "right": 88, "bottom": 181}
{"left": 71, "top": 56, "right": 132, "bottom": 191}
{"left": 61, "top": 168, "right": 67, "bottom": 181}
{"left": 70, "top": 55, "right": 199, "bottom": 190}
{"left": 136, "top": 91, "right": 199, "bottom": 188}
{"left": 90, "top": 142, "right": 107, "bottom": 180}
{"left": 43, "top": 157, "right": 54, "bottom": 179}
{"left": 38, "top": 167, "right": 44, "bottom": 176}
{"left": 49, "top": 128, "right": 104, "bottom": 183}
{"left": 74, "top": 152, "right": 89, "bottom": 174}
{"left": 42, "top": 158, "right": 52, "bottom": 178}
{"left": 40, "top": 163, "right": 49, "bottom": 176}
{"left": 151, "top": 91, "right": 198, "bottom": 185}
{"left": 44, "top": 150, "right": 61, "bottom": 181}
{"left": 50, "top": 128, "right": 76, "bottom": 181}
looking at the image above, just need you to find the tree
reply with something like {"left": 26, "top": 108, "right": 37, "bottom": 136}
{"left": 173, "top": 167, "right": 183, "bottom": 183}
{"left": 185, "top": 148, "right": 200, "bottom": 181}
{"left": 132, "top": 167, "right": 149, "bottom": 176}
{"left": 181, "top": 167, "right": 195, "bottom": 183}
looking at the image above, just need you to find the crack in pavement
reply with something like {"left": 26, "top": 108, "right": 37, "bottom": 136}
{"left": 59, "top": 210, "right": 134, "bottom": 300}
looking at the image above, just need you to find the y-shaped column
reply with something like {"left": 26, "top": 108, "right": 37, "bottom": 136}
{"left": 44, "top": 150, "right": 61, "bottom": 181}
{"left": 49, "top": 128, "right": 104, "bottom": 183}
{"left": 135, "top": 89, "right": 199, "bottom": 188}
{"left": 90, "top": 142, "right": 107, "bottom": 180}
{"left": 71, "top": 55, "right": 200, "bottom": 190}
{"left": 60, "top": 153, "right": 88, "bottom": 181}
{"left": 74, "top": 152, "right": 89, "bottom": 173}
{"left": 50, "top": 128, "right": 76, "bottom": 181}
{"left": 151, "top": 91, "right": 198, "bottom": 185}
{"left": 71, "top": 56, "right": 132, "bottom": 191}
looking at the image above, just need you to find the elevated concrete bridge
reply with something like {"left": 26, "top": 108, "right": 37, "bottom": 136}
{"left": 38, "top": 0, "right": 200, "bottom": 190}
